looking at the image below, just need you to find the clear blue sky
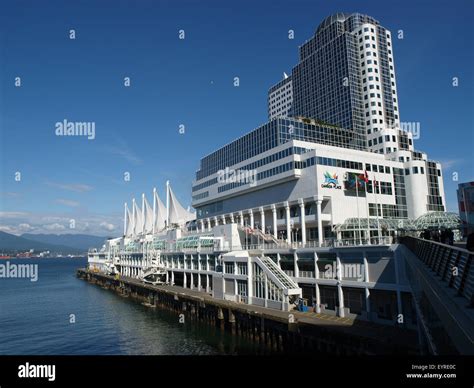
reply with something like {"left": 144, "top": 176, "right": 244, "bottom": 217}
{"left": 1, "top": 0, "right": 473, "bottom": 235}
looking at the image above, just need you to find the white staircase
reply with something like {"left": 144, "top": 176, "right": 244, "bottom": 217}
{"left": 256, "top": 256, "right": 300, "bottom": 291}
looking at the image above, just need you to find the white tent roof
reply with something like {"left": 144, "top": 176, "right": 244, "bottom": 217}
{"left": 124, "top": 203, "right": 134, "bottom": 236}
{"left": 124, "top": 183, "right": 195, "bottom": 236}
{"left": 168, "top": 183, "right": 195, "bottom": 226}
{"left": 153, "top": 188, "right": 167, "bottom": 232}
{"left": 132, "top": 199, "right": 143, "bottom": 236}
{"left": 142, "top": 194, "right": 154, "bottom": 234}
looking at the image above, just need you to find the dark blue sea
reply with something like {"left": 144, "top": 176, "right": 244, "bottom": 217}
{"left": 0, "top": 258, "right": 255, "bottom": 355}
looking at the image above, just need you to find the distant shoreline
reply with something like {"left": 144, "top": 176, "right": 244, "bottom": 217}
{"left": 0, "top": 256, "right": 87, "bottom": 260}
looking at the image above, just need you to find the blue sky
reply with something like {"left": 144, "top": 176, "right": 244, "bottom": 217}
{"left": 1, "top": 0, "right": 473, "bottom": 236}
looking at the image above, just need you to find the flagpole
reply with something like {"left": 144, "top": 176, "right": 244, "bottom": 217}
{"left": 374, "top": 174, "right": 381, "bottom": 243}
{"left": 355, "top": 174, "right": 361, "bottom": 245}
{"left": 364, "top": 173, "right": 370, "bottom": 245}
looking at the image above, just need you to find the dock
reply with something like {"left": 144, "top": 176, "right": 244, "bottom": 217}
{"left": 77, "top": 268, "right": 419, "bottom": 354}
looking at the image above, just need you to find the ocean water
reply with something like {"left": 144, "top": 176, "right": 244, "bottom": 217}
{"left": 0, "top": 258, "right": 255, "bottom": 355}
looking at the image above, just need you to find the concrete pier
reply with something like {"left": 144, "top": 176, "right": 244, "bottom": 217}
{"left": 77, "top": 268, "right": 418, "bottom": 355}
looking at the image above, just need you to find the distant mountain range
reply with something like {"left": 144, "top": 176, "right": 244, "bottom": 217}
{"left": 0, "top": 231, "right": 109, "bottom": 254}
{"left": 22, "top": 233, "right": 108, "bottom": 251}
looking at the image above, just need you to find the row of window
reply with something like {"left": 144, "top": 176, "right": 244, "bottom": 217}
{"left": 368, "top": 203, "right": 402, "bottom": 218}
{"left": 197, "top": 117, "right": 369, "bottom": 181}
{"left": 404, "top": 166, "right": 425, "bottom": 175}
{"left": 365, "top": 163, "right": 390, "bottom": 174}
{"left": 194, "top": 146, "right": 310, "bottom": 192}
{"left": 317, "top": 156, "right": 363, "bottom": 171}
{"left": 366, "top": 181, "right": 393, "bottom": 195}
{"left": 217, "top": 161, "right": 296, "bottom": 193}
{"left": 216, "top": 155, "right": 400, "bottom": 196}
{"left": 192, "top": 191, "right": 209, "bottom": 201}
{"left": 224, "top": 262, "right": 248, "bottom": 275}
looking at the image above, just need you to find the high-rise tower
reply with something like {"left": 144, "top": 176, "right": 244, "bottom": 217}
{"left": 269, "top": 13, "right": 402, "bottom": 155}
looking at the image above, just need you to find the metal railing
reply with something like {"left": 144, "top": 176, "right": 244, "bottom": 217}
{"left": 125, "top": 236, "right": 395, "bottom": 255}
{"left": 401, "top": 236, "right": 474, "bottom": 305}
{"left": 242, "top": 236, "right": 393, "bottom": 250}
{"left": 283, "top": 270, "right": 295, "bottom": 277}
{"left": 107, "top": 237, "right": 395, "bottom": 257}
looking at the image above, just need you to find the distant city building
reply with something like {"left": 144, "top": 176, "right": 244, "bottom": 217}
{"left": 457, "top": 182, "right": 474, "bottom": 236}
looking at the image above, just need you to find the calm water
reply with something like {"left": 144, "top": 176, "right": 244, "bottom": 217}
{"left": 0, "top": 258, "right": 256, "bottom": 355}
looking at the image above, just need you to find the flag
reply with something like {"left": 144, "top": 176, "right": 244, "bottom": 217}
{"left": 357, "top": 173, "right": 366, "bottom": 189}
{"left": 364, "top": 170, "right": 369, "bottom": 183}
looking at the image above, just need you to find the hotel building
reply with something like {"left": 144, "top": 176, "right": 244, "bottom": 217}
{"left": 192, "top": 12, "right": 445, "bottom": 242}
{"left": 89, "top": 13, "right": 447, "bottom": 326}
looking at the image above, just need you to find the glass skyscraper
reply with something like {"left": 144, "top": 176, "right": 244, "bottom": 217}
{"left": 274, "top": 13, "right": 400, "bottom": 154}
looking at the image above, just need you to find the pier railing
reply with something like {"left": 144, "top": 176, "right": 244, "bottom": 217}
{"left": 400, "top": 236, "right": 474, "bottom": 355}
{"left": 400, "top": 236, "right": 474, "bottom": 305}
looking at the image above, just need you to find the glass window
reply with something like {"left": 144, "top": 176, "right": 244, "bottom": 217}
{"left": 225, "top": 262, "right": 234, "bottom": 274}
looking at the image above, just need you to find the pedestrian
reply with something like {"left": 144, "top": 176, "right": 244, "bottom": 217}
{"left": 447, "top": 229, "right": 454, "bottom": 245}
{"left": 423, "top": 229, "right": 431, "bottom": 240}
{"left": 440, "top": 229, "right": 447, "bottom": 244}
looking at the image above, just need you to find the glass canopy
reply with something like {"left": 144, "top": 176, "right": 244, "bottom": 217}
{"left": 333, "top": 212, "right": 461, "bottom": 232}
{"left": 413, "top": 211, "right": 462, "bottom": 230}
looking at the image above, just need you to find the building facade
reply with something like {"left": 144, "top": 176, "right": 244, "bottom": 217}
{"left": 287, "top": 13, "right": 400, "bottom": 154}
{"left": 457, "top": 182, "right": 474, "bottom": 236}
{"left": 89, "top": 13, "right": 447, "bottom": 325}
{"left": 192, "top": 118, "right": 445, "bottom": 241}
{"left": 268, "top": 74, "right": 293, "bottom": 119}
{"left": 192, "top": 12, "right": 445, "bottom": 236}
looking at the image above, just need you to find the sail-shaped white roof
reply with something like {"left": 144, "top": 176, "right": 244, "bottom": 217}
{"left": 142, "top": 194, "right": 154, "bottom": 234}
{"left": 168, "top": 183, "right": 195, "bottom": 226}
{"left": 132, "top": 199, "right": 143, "bottom": 235}
{"left": 124, "top": 203, "right": 134, "bottom": 237}
{"left": 153, "top": 188, "right": 167, "bottom": 232}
